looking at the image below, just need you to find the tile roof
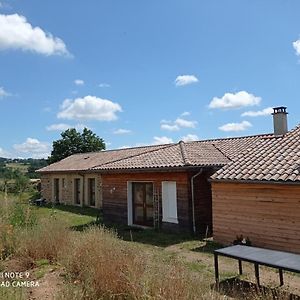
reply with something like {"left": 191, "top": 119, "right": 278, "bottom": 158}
{"left": 38, "top": 133, "right": 269, "bottom": 173}
{"left": 212, "top": 124, "right": 300, "bottom": 183}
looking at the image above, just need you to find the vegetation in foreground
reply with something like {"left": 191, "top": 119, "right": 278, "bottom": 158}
{"left": 0, "top": 193, "right": 298, "bottom": 300}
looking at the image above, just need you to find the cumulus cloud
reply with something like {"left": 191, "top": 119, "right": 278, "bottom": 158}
{"left": 181, "top": 134, "right": 199, "bottom": 142}
{"left": 113, "top": 128, "right": 132, "bottom": 135}
{"left": 209, "top": 91, "right": 261, "bottom": 109}
{"left": 241, "top": 107, "right": 273, "bottom": 117}
{"left": 293, "top": 39, "right": 300, "bottom": 56}
{"left": 181, "top": 111, "right": 190, "bottom": 117}
{"left": 175, "top": 118, "right": 197, "bottom": 128}
{"left": 219, "top": 121, "right": 252, "bottom": 132}
{"left": 0, "top": 147, "right": 9, "bottom": 158}
{"left": 161, "top": 117, "right": 197, "bottom": 131}
{"left": 0, "top": 14, "right": 70, "bottom": 56}
{"left": 153, "top": 136, "right": 173, "bottom": 145}
{"left": 46, "top": 123, "right": 87, "bottom": 131}
{"left": 99, "top": 83, "right": 111, "bottom": 88}
{"left": 74, "top": 79, "right": 84, "bottom": 86}
{"left": 0, "top": 86, "right": 10, "bottom": 98}
{"left": 175, "top": 75, "right": 199, "bottom": 86}
{"left": 57, "top": 95, "right": 122, "bottom": 121}
{"left": 13, "top": 138, "right": 51, "bottom": 158}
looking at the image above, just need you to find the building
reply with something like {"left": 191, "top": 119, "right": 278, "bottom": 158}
{"left": 211, "top": 107, "right": 300, "bottom": 253}
{"left": 37, "top": 134, "right": 268, "bottom": 233}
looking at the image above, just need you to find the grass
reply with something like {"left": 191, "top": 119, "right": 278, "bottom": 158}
{"left": 1, "top": 193, "right": 299, "bottom": 300}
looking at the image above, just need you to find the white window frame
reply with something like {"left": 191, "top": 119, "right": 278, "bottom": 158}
{"left": 162, "top": 181, "right": 178, "bottom": 224}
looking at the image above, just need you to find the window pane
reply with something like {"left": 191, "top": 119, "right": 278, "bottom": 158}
{"left": 134, "top": 206, "right": 144, "bottom": 223}
{"left": 145, "top": 183, "right": 153, "bottom": 205}
{"left": 133, "top": 183, "right": 144, "bottom": 204}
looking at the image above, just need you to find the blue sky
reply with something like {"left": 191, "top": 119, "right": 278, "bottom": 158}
{"left": 0, "top": 0, "right": 300, "bottom": 158}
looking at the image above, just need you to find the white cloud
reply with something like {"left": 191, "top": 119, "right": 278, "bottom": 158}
{"left": 161, "top": 123, "right": 179, "bottom": 131}
{"left": 0, "top": 147, "right": 10, "bottom": 158}
{"left": 219, "top": 121, "right": 252, "bottom": 132}
{"left": 181, "top": 111, "right": 190, "bottom": 117}
{"left": 99, "top": 83, "right": 111, "bottom": 88}
{"left": 293, "top": 39, "right": 300, "bottom": 56}
{"left": 46, "top": 123, "right": 87, "bottom": 131}
{"left": 209, "top": 91, "right": 261, "bottom": 109}
{"left": 0, "top": 86, "right": 10, "bottom": 98}
{"left": 0, "top": 14, "right": 70, "bottom": 56}
{"left": 153, "top": 136, "right": 173, "bottom": 145}
{"left": 175, "top": 75, "right": 199, "bottom": 86}
{"left": 161, "top": 117, "right": 197, "bottom": 131}
{"left": 13, "top": 138, "right": 51, "bottom": 158}
{"left": 181, "top": 134, "right": 199, "bottom": 142}
{"left": 57, "top": 95, "right": 122, "bottom": 121}
{"left": 175, "top": 118, "right": 197, "bottom": 128}
{"left": 241, "top": 107, "right": 273, "bottom": 117}
{"left": 74, "top": 79, "right": 84, "bottom": 86}
{"left": 113, "top": 128, "right": 132, "bottom": 135}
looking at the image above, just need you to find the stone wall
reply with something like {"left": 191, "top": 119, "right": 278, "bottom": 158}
{"left": 40, "top": 173, "right": 102, "bottom": 209}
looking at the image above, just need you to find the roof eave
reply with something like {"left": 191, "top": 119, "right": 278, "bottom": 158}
{"left": 209, "top": 178, "right": 300, "bottom": 185}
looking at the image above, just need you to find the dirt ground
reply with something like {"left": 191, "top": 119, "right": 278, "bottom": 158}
{"left": 27, "top": 267, "right": 63, "bottom": 300}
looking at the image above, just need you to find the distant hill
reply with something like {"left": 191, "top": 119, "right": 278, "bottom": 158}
{"left": 0, "top": 158, "right": 48, "bottom": 179}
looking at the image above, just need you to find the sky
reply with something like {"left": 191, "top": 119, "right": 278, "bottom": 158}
{"left": 0, "top": 0, "right": 300, "bottom": 158}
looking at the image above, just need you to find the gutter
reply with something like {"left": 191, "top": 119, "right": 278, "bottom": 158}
{"left": 209, "top": 178, "right": 300, "bottom": 186}
{"left": 191, "top": 169, "right": 203, "bottom": 234}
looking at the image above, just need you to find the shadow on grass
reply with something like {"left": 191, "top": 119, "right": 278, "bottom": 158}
{"left": 107, "top": 224, "right": 196, "bottom": 248}
{"left": 42, "top": 203, "right": 101, "bottom": 218}
{"left": 191, "top": 240, "right": 223, "bottom": 254}
{"left": 40, "top": 203, "right": 201, "bottom": 248}
{"left": 214, "top": 278, "right": 300, "bottom": 300}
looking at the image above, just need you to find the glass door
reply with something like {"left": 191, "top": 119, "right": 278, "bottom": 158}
{"left": 132, "top": 182, "right": 153, "bottom": 226}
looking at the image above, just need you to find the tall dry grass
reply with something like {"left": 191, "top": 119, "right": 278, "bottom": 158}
{"left": 15, "top": 218, "right": 70, "bottom": 264}
{"left": 60, "top": 226, "right": 219, "bottom": 300}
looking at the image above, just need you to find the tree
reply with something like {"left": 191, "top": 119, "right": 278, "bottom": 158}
{"left": 48, "top": 128, "right": 105, "bottom": 164}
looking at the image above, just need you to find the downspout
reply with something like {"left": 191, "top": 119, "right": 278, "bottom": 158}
{"left": 191, "top": 169, "right": 203, "bottom": 234}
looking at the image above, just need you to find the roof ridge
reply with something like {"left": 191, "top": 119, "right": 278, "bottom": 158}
{"left": 90, "top": 143, "right": 176, "bottom": 170}
{"left": 187, "top": 133, "right": 274, "bottom": 144}
{"left": 211, "top": 143, "right": 232, "bottom": 161}
{"left": 179, "top": 141, "right": 192, "bottom": 166}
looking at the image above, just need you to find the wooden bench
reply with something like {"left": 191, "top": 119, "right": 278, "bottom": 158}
{"left": 214, "top": 245, "right": 300, "bottom": 287}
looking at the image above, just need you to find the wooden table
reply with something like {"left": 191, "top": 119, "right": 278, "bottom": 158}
{"left": 214, "top": 245, "right": 300, "bottom": 286}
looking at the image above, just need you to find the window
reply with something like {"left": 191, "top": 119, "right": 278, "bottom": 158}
{"left": 74, "top": 178, "right": 81, "bottom": 205}
{"left": 88, "top": 178, "right": 96, "bottom": 207}
{"left": 54, "top": 178, "right": 60, "bottom": 203}
{"left": 162, "top": 181, "right": 178, "bottom": 224}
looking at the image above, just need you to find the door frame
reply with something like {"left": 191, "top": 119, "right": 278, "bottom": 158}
{"left": 127, "top": 181, "right": 154, "bottom": 227}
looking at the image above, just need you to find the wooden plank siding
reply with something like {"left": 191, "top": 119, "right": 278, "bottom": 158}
{"left": 212, "top": 182, "right": 300, "bottom": 253}
{"left": 102, "top": 172, "right": 191, "bottom": 230}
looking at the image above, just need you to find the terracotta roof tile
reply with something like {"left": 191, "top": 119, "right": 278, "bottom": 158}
{"left": 212, "top": 124, "right": 300, "bottom": 183}
{"left": 38, "top": 132, "right": 274, "bottom": 173}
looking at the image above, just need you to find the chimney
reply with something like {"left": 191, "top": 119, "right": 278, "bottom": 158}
{"left": 272, "top": 106, "right": 288, "bottom": 135}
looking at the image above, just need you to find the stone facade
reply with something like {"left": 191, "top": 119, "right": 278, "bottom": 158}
{"left": 40, "top": 173, "right": 102, "bottom": 209}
